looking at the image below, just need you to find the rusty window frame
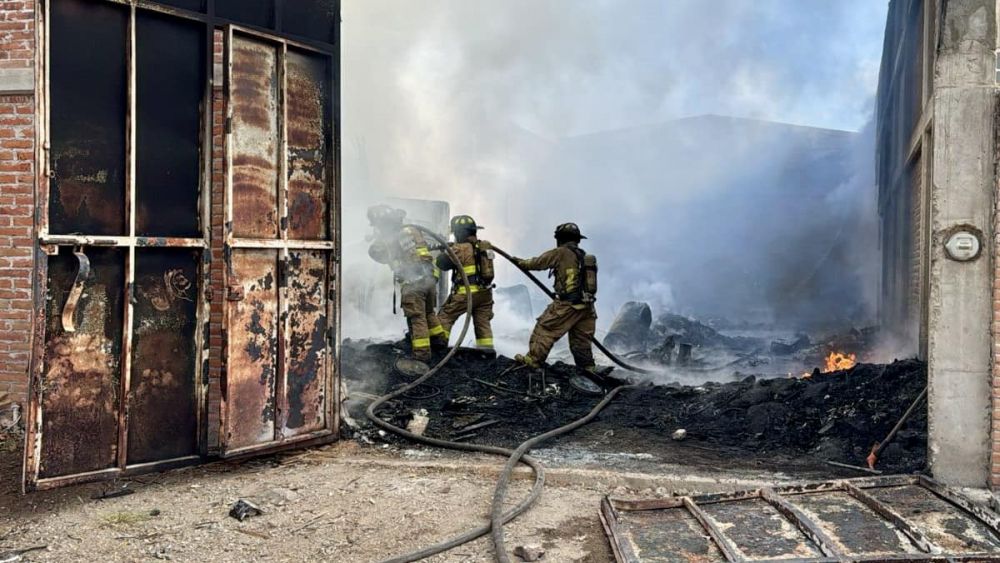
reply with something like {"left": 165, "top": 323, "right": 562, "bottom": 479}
{"left": 24, "top": 0, "right": 213, "bottom": 492}
{"left": 219, "top": 24, "right": 339, "bottom": 458}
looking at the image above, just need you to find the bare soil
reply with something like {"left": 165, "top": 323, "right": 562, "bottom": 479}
{"left": 1, "top": 441, "right": 624, "bottom": 562}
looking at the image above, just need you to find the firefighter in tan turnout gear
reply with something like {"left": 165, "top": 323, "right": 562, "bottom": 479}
{"left": 435, "top": 215, "right": 496, "bottom": 351}
{"left": 367, "top": 205, "right": 448, "bottom": 362}
{"left": 513, "top": 223, "right": 600, "bottom": 371}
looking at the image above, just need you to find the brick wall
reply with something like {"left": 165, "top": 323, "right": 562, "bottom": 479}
{"left": 207, "top": 29, "right": 224, "bottom": 451}
{"left": 0, "top": 0, "right": 34, "bottom": 404}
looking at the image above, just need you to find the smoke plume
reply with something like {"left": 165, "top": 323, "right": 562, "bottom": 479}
{"left": 340, "top": 0, "right": 888, "bottom": 339}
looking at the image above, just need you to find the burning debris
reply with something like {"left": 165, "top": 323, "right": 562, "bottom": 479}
{"left": 344, "top": 340, "right": 926, "bottom": 474}
{"left": 601, "top": 302, "right": 880, "bottom": 381}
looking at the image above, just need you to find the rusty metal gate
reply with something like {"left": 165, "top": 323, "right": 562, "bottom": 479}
{"left": 601, "top": 475, "right": 1000, "bottom": 562}
{"left": 24, "top": 1, "right": 341, "bottom": 491}
{"left": 220, "top": 27, "right": 338, "bottom": 457}
{"left": 23, "top": 0, "right": 212, "bottom": 491}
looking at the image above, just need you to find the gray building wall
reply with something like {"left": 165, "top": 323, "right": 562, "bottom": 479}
{"left": 877, "top": 0, "right": 997, "bottom": 487}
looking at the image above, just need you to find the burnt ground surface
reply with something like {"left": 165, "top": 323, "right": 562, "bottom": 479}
{"left": 344, "top": 340, "right": 927, "bottom": 476}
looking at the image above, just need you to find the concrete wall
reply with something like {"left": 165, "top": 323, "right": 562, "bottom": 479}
{"left": 927, "top": 0, "right": 996, "bottom": 487}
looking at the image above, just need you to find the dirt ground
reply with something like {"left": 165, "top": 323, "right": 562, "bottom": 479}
{"left": 1, "top": 436, "right": 828, "bottom": 563}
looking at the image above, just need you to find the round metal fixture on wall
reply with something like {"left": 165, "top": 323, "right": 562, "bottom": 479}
{"left": 944, "top": 229, "right": 982, "bottom": 262}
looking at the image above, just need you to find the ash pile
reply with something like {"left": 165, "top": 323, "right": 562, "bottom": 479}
{"left": 343, "top": 337, "right": 927, "bottom": 475}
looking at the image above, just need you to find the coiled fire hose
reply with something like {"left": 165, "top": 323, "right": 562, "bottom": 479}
{"left": 367, "top": 227, "right": 647, "bottom": 562}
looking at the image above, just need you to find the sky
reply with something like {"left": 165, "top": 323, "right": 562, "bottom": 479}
{"left": 339, "top": 0, "right": 891, "bottom": 341}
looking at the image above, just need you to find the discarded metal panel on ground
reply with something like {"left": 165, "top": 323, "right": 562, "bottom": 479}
{"left": 600, "top": 475, "right": 1000, "bottom": 562}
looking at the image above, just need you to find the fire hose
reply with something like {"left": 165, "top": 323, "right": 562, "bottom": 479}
{"left": 491, "top": 245, "right": 658, "bottom": 375}
{"left": 367, "top": 226, "right": 645, "bottom": 562}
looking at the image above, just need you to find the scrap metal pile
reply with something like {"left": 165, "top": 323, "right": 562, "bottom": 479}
{"left": 343, "top": 340, "right": 927, "bottom": 474}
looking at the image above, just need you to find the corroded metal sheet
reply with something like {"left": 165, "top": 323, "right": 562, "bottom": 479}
{"left": 135, "top": 13, "right": 205, "bottom": 238}
{"left": 49, "top": 0, "right": 127, "bottom": 236}
{"left": 231, "top": 35, "right": 279, "bottom": 239}
{"left": 286, "top": 49, "right": 330, "bottom": 240}
{"left": 127, "top": 250, "right": 200, "bottom": 464}
{"left": 868, "top": 485, "right": 1000, "bottom": 554}
{"left": 225, "top": 250, "right": 279, "bottom": 450}
{"left": 282, "top": 251, "right": 328, "bottom": 437}
{"left": 701, "top": 498, "right": 823, "bottom": 560}
{"left": 601, "top": 477, "right": 1000, "bottom": 562}
{"left": 39, "top": 249, "right": 124, "bottom": 479}
{"left": 792, "top": 491, "right": 921, "bottom": 557}
{"left": 611, "top": 503, "right": 722, "bottom": 562}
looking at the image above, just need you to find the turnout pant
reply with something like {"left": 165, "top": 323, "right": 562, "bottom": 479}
{"left": 400, "top": 278, "right": 446, "bottom": 361}
{"left": 438, "top": 289, "right": 495, "bottom": 349}
{"left": 527, "top": 300, "right": 597, "bottom": 368}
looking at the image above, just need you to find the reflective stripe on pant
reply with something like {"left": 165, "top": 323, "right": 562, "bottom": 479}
{"left": 438, "top": 289, "right": 495, "bottom": 349}
{"left": 401, "top": 279, "right": 445, "bottom": 360}
{"left": 527, "top": 300, "right": 597, "bottom": 367}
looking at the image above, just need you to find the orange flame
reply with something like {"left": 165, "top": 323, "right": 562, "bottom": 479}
{"left": 823, "top": 352, "right": 857, "bottom": 373}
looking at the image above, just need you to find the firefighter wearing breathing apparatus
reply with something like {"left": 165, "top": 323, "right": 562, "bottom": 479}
{"left": 512, "top": 223, "right": 599, "bottom": 371}
{"left": 367, "top": 205, "right": 448, "bottom": 362}
{"left": 435, "top": 215, "right": 496, "bottom": 351}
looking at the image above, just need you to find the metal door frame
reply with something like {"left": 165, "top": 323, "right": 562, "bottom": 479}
{"left": 219, "top": 25, "right": 340, "bottom": 458}
{"left": 23, "top": 0, "right": 213, "bottom": 491}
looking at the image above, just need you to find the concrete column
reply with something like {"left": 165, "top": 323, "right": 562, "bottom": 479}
{"left": 927, "top": 0, "right": 997, "bottom": 487}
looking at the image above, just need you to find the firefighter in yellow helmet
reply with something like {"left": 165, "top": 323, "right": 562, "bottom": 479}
{"left": 367, "top": 205, "right": 448, "bottom": 362}
{"left": 512, "top": 223, "right": 599, "bottom": 371}
{"left": 435, "top": 215, "right": 496, "bottom": 352}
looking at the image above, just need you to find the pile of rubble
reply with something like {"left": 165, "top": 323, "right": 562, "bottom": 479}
{"left": 604, "top": 302, "right": 881, "bottom": 376}
{"left": 343, "top": 340, "right": 927, "bottom": 474}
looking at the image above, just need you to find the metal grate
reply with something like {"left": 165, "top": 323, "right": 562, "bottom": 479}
{"left": 600, "top": 475, "right": 1000, "bottom": 562}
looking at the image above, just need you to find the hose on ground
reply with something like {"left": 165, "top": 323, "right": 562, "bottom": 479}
{"left": 368, "top": 225, "right": 546, "bottom": 563}
{"left": 489, "top": 383, "right": 639, "bottom": 563}
{"left": 369, "top": 229, "right": 653, "bottom": 562}
{"left": 491, "top": 245, "right": 659, "bottom": 376}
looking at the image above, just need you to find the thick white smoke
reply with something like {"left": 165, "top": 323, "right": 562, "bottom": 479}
{"left": 340, "top": 0, "right": 887, "bottom": 339}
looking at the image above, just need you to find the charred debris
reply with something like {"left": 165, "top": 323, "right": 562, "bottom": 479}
{"left": 344, "top": 303, "right": 926, "bottom": 475}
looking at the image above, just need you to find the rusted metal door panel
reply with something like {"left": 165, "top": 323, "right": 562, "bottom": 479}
{"left": 221, "top": 27, "right": 338, "bottom": 457}
{"left": 282, "top": 250, "right": 328, "bottom": 436}
{"left": 600, "top": 476, "right": 1000, "bottom": 562}
{"left": 135, "top": 12, "right": 206, "bottom": 238}
{"left": 231, "top": 34, "right": 280, "bottom": 240}
{"left": 39, "top": 249, "right": 125, "bottom": 479}
{"left": 127, "top": 250, "right": 200, "bottom": 464}
{"left": 224, "top": 250, "right": 280, "bottom": 450}
{"left": 286, "top": 49, "right": 330, "bottom": 241}
{"left": 25, "top": 1, "right": 211, "bottom": 491}
{"left": 49, "top": 0, "right": 128, "bottom": 236}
